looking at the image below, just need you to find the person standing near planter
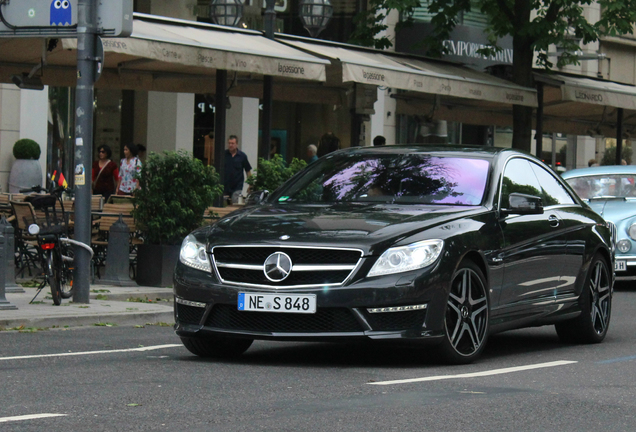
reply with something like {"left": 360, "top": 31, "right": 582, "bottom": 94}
{"left": 224, "top": 135, "right": 252, "bottom": 198}
{"left": 92, "top": 144, "right": 119, "bottom": 201}
{"left": 116, "top": 143, "right": 142, "bottom": 196}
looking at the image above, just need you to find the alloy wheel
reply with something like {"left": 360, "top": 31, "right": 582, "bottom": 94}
{"left": 446, "top": 267, "right": 489, "bottom": 357}
{"left": 589, "top": 260, "right": 611, "bottom": 335}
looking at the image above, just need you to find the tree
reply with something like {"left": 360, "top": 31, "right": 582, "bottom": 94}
{"left": 351, "top": 1, "right": 636, "bottom": 152}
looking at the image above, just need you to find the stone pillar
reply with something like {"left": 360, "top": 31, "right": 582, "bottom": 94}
{"left": 101, "top": 216, "right": 136, "bottom": 286}
{"left": 0, "top": 216, "right": 17, "bottom": 310}
{"left": 0, "top": 215, "right": 23, "bottom": 293}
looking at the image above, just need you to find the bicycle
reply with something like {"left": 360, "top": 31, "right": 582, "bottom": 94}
{"left": 20, "top": 185, "right": 93, "bottom": 305}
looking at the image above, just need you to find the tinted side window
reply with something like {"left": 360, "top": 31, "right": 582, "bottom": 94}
{"left": 529, "top": 162, "right": 575, "bottom": 206}
{"left": 500, "top": 158, "right": 543, "bottom": 208}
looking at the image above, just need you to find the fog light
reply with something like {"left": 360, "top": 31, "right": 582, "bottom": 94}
{"left": 617, "top": 239, "right": 631, "bottom": 253}
{"left": 367, "top": 304, "right": 427, "bottom": 313}
{"left": 175, "top": 297, "right": 206, "bottom": 308}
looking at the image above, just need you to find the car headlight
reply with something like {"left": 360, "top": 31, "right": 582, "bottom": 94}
{"left": 180, "top": 234, "right": 211, "bottom": 272}
{"left": 629, "top": 223, "right": 636, "bottom": 241}
{"left": 617, "top": 239, "right": 632, "bottom": 254}
{"left": 368, "top": 239, "right": 444, "bottom": 277}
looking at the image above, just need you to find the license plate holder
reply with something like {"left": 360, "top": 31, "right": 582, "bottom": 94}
{"left": 238, "top": 293, "right": 316, "bottom": 314}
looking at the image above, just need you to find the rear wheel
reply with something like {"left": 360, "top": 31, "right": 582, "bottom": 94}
{"left": 180, "top": 337, "right": 253, "bottom": 359}
{"left": 555, "top": 254, "right": 612, "bottom": 343}
{"left": 47, "top": 250, "right": 62, "bottom": 306}
{"left": 438, "top": 260, "right": 490, "bottom": 364}
{"left": 59, "top": 245, "right": 74, "bottom": 299}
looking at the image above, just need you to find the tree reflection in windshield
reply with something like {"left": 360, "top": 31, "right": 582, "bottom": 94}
{"left": 276, "top": 154, "right": 489, "bottom": 206}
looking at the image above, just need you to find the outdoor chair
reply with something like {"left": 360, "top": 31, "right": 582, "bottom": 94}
{"left": 9, "top": 200, "right": 41, "bottom": 278}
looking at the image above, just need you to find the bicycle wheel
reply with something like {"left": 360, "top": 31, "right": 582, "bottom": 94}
{"left": 47, "top": 249, "right": 62, "bottom": 306}
{"left": 59, "top": 244, "right": 74, "bottom": 299}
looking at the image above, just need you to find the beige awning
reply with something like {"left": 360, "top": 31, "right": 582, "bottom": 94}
{"left": 281, "top": 38, "right": 537, "bottom": 107}
{"left": 61, "top": 14, "right": 327, "bottom": 82}
{"left": 535, "top": 72, "right": 636, "bottom": 136}
{"left": 537, "top": 73, "right": 636, "bottom": 110}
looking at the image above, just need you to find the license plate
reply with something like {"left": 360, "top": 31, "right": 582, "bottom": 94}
{"left": 615, "top": 260, "right": 627, "bottom": 272}
{"left": 238, "top": 293, "right": 316, "bottom": 314}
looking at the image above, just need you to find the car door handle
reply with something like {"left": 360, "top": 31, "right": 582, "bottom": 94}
{"left": 548, "top": 214, "right": 560, "bottom": 227}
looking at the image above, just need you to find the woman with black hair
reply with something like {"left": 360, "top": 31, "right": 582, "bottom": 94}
{"left": 116, "top": 143, "right": 142, "bottom": 196}
{"left": 92, "top": 144, "right": 119, "bottom": 200}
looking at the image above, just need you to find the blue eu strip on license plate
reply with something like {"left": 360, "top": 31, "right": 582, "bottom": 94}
{"left": 238, "top": 293, "right": 316, "bottom": 314}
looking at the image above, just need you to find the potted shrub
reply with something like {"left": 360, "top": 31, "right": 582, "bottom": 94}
{"left": 9, "top": 138, "right": 42, "bottom": 193}
{"left": 132, "top": 150, "right": 223, "bottom": 287}
{"left": 246, "top": 154, "right": 307, "bottom": 198}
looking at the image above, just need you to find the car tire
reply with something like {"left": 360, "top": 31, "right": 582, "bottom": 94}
{"left": 180, "top": 336, "right": 253, "bottom": 358}
{"left": 438, "top": 260, "right": 490, "bottom": 364}
{"left": 555, "top": 253, "right": 612, "bottom": 344}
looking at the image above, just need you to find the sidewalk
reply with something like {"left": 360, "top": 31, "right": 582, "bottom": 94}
{"left": 0, "top": 284, "right": 174, "bottom": 330}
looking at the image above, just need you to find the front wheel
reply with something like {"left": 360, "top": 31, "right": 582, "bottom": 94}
{"left": 47, "top": 250, "right": 62, "bottom": 306}
{"left": 437, "top": 260, "right": 490, "bottom": 364}
{"left": 180, "top": 337, "right": 253, "bottom": 359}
{"left": 555, "top": 254, "right": 612, "bottom": 344}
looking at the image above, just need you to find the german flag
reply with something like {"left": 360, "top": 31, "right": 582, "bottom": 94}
{"left": 51, "top": 170, "right": 68, "bottom": 188}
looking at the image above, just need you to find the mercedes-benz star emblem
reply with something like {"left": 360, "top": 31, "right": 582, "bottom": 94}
{"left": 263, "top": 252, "right": 293, "bottom": 282}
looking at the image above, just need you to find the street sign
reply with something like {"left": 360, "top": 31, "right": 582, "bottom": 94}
{"left": 0, "top": 0, "right": 133, "bottom": 37}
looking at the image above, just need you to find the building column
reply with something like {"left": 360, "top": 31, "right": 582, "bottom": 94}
{"left": 19, "top": 87, "right": 49, "bottom": 184}
{"left": 0, "top": 85, "right": 48, "bottom": 191}
{"left": 146, "top": 92, "right": 194, "bottom": 153}
{"left": 226, "top": 96, "right": 259, "bottom": 194}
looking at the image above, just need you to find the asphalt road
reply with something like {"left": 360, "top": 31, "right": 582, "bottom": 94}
{"left": 1, "top": 286, "right": 636, "bottom": 432}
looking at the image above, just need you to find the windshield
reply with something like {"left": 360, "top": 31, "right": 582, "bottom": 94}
{"left": 272, "top": 153, "right": 490, "bottom": 205}
{"left": 566, "top": 174, "right": 636, "bottom": 199}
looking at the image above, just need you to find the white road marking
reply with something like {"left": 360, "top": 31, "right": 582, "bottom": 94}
{"left": 0, "top": 344, "right": 182, "bottom": 361}
{"left": 368, "top": 360, "right": 578, "bottom": 385}
{"left": 0, "top": 413, "right": 67, "bottom": 423}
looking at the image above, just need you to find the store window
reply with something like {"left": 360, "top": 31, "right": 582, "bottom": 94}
{"left": 194, "top": 94, "right": 215, "bottom": 166}
{"left": 412, "top": 0, "right": 488, "bottom": 28}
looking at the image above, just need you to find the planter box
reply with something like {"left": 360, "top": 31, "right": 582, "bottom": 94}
{"left": 136, "top": 244, "right": 180, "bottom": 287}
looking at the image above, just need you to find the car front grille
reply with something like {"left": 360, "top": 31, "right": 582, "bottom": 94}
{"left": 364, "top": 309, "right": 427, "bottom": 331}
{"left": 176, "top": 303, "right": 206, "bottom": 325}
{"left": 212, "top": 246, "right": 363, "bottom": 287}
{"left": 205, "top": 304, "right": 363, "bottom": 332}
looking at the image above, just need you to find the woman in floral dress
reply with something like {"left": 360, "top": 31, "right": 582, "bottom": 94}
{"left": 116, "top": 143, "right": 142, "bottom": 195}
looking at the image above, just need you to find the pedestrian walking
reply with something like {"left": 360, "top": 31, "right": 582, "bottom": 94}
{"left": 116, "top": 143, "right": 142, "bottom": 196}
{"left": 224, "top": 135, "right": 252, "bottom": 198}
{"left": 92, "top": 144, "right": 119, "bottom": 201}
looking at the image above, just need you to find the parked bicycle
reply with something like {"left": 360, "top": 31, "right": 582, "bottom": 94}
{"left": 20, "top": 185, "right": 93, "bottom": 305}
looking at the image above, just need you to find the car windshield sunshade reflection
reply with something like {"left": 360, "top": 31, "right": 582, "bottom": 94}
{"left": 566, "top": 174, "right": 636, "bottom": 199}
{"left": 273, "top": 154, "right": 490, "bottom": 205}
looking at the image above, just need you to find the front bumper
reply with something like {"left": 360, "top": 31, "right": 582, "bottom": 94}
{"left": 172, "top": 261, "right": 449, "bottom": 343}
{"left": 614, "top": 254, "right": 636, "bottom": 281}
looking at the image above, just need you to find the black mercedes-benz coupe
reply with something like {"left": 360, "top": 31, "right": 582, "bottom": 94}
{"left": 174, "top": 146, "right": 614, "bottom": 364}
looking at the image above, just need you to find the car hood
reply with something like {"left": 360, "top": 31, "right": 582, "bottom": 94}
{"left": 204, "top": 203, "right": 484, "bottom": 253}
{"left": 587, "top": 199, "right": 636, "bottom": 223}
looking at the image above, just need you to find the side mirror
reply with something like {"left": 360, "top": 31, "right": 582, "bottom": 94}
{"left": 245, "top": 190, "right": 269, "bottom": 206}
{"left": 502, "top": 193, "right": 544, "bottom": 216}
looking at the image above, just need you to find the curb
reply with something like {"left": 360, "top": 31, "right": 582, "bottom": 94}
{"left": 0, "top": 310, "right": 175, "bottom": 330}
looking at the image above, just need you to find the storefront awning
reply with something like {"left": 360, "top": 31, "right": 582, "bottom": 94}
{"left": 0, "top": 13, "right": 329, "bottom": 96}
{"left": 281, "top": 38, "right": 537, "bottom": 107}
{"left": 537, "top": 73, "right": 636, "bottom": 110}
{"left": 535, "top": 72, "right": 636, "bottom": 136}
{"left": 62, "top": 14, "right": 328, "bottom": 81}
